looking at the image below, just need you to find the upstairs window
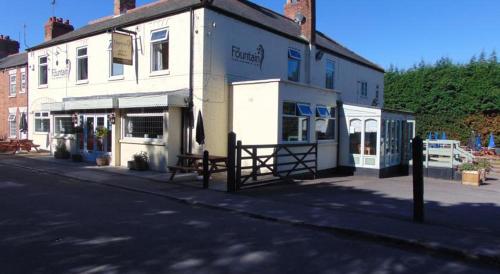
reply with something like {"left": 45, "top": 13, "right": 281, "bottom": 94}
{"left": 325, "top": 60, "right": 335, "bottom": 89}
{"left": 76, "top": 47, "right": 88, "bottom": 82}
{"left": 288, "top": 48, "right": 301, "bottom": 82}
{"left": 358, "top": 81, "right": 368, "bottom": 97}
{"left": 151, "top": 29, "right": 169, "bottom": 72}
{"left": 21, "top": 71, "right": 26, "bottom": 93}
{"left": 109, "top": 40, "right": 124, "bottom": 78}
{"left": 39, "top": 56, "right": 48, "bottom": 86}
{"left": 9, "top": 74, "right": 16, "bottom": 97}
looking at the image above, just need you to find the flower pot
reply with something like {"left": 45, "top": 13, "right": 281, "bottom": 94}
{"left": 462, "top": 170, "right": 480, "bottom": 186}
{"left": 54, "top": 151, "right": 70, "bottom": 159}
{"left": 72, "top": 154, "right": 83, "bottom": 162}
{"left": 96, "top": 156, "right": 110, "bottom": 166}
{"left": 127, "top": 160, "right": 149, "bottom": 171}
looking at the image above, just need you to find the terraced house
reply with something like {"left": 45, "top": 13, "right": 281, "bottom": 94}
{"left": 27, "top": 0, "right": 414, "bottom": 176}
{"left": 0, "top": 36, "right": 28, "bottom": 140}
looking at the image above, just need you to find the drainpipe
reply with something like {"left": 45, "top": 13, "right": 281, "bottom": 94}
{"left": 187, "top": 7, "right": 195, "bottom": 154}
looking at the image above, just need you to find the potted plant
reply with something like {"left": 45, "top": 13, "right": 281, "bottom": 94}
{"left": 96, "top": 127, "right": 109, "bottom": 139}
{"left": 128, "top": 151, "right": 149, "bottom": 171}
{"left": 96, "top": 155, "right": 110, "bottom": 166}
{"left": 476, "top": 158, "right": 492, "bottom": 182}
{"left": 459, "top": 163, "right": 481, "bottom": 186}
{"left": 54, "top": 142, "right": 70, "bottom": 159}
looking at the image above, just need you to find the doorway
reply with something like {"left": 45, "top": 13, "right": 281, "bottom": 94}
{"left": 81, "top": 114, "right": 112, "bottom": 162}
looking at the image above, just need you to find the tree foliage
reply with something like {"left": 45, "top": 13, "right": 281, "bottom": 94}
{"left": 385, "top": 51, "right": 500, "bottom": 145}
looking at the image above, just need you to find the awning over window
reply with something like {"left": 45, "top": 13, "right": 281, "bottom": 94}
{"left": 316, "top": 106, "right": 330, "bottom": 118}
{"left": 118, "top": 91, "right": 188, "bottom": 109}
{"left": 65, "top": 98, "right": 116, "bottom": 110}
{"left": 297, "top": 103, "right": 313, "bottom": 116}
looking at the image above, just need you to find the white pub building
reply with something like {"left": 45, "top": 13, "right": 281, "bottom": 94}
{"left": 27, "top": 0, "right": 414, "bottom": 177}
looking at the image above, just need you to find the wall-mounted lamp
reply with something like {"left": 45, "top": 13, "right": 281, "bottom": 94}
{"left": 72, "top": 113, "right": 80, "bottom": 127}
{"left": 315, "top": 50, "right": 324, "bottom": 61}
{"left": 108, "top": 113, "right": 116, "bottom": 125}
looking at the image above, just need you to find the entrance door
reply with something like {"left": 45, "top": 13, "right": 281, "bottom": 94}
{"left": 82, "top": 114, "right": 111, "bottom": 162}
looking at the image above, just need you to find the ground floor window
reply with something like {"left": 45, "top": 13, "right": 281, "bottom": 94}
{"left": 35, "top": 112, "right": 50, "bottom": 133}
{"left": 316, "top": 106, "right": 336, "bottom": 140}
{"left": 124, "top": 112, "right": 164, "bottom": 140}
{"left": 54, "top": 117, "right": 75, "bottom": 134}
{"left": 349, "top": 119, "right": 362, "bottom": 154}
{"left": 282, "top": 102, "right": 311, "bottom": 142}
{"left": 8, "top": 114, "right": 16, "bottom": 138}
{"left": 364, "top": 119, "right": 377, "bottom": 155}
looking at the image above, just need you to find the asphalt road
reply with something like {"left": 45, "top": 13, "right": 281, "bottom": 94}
{"left": 0, "top": 164, "right": 496, "bottom": 274}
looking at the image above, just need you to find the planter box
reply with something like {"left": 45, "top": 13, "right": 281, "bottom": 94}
{"left": 96, "top": 157, "right": 110, "bottom": 166}
{"left": 128, "top": 160, "right": 149, "bottom": 171}
{"left": 462, "top": 170, "right": 481, "bottom": 186}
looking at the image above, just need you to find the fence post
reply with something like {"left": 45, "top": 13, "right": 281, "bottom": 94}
{"left": 412, "top": 136, "right": 424, "bottom": 223}
{"left": 227, "top": 132, "right": 237, "bottom": 193}
{"left": 203, "top": 150, "right": 209, "bottom": 189}
{"left": 236, "top": 141, "right": 242, "bottom": 190}
{"left": 252, "top": 147, "right": 257, "bottom": 181}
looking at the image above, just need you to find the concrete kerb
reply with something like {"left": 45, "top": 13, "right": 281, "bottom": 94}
{"left": 1, "top": 156, "right": 499, "bottom": 269}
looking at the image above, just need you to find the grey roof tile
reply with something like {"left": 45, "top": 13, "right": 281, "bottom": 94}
{"left": 0, "top": 53, "right": 28, "bottom": 70}
{"left": 29, "top": 0, "right": 383, "bottom": 72}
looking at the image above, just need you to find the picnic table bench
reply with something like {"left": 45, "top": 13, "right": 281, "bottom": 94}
{"left": 0, "top": 139, "right": 41, "bottom": 154}
{"left": 168, "top": 153, "right": 228, "bottom": 187}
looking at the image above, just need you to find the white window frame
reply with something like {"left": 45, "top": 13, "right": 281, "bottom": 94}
{"left": 282, "top": 101, "right": 310, "bottom": 143}
{"left": 9, "top": 73, "right": 16, "bottom": 97}
{"left": 315, "top": 105, "right": 336, "bottom": 141}
{"left": 53, "top": 115, "right": 75, "bottom": 135}
{"left": 34, "top": 111, "right": 51, "bottom": 134}
{"left": 38, "top": 56, "right": 48, "bottom": 88}
{"left": 287, "top": 48, "right": 301, "bottom": 82}
{"left": 358, "top": 81, "right": 368, "bottom": 98}
{"left": 325, "top": 60, "right": 335, "bottom": 90}
{"left": 122, "top": 112, "right": 165, "bottom": 143}
{"left": 150, "top": 28, "right": 170, "bottom": 75}
{"left": 108, "top": 40, "right": 124, "bottom": 80}
{"left": 8, "top": 113, "right": 17, "bottom": 138}
{"left": 20, "top": 70, "right": 26, "bottom": 93}
{"left": 76, "top": 46, "right": 89, "bottom": 84}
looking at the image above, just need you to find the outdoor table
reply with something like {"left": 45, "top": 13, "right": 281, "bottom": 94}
{"left": 168, "top": 154, "right": 228, "bottom": 181}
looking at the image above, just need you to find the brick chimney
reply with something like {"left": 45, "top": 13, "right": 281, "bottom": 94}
{"left": 0, "top": 35, "right": 20, "bottom": 59}
{"left": 284, "top": 0, "right": 316, "bottom": 43}
{"left": 44, "top": 17, "right": 74, "bottom": 41}
{"left": 114, "top": 0, "right": 136, "bottom": 15}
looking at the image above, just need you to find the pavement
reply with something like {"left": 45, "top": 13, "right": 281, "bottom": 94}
{"left": 1, "top": 153, "right": 500, "bottom": 270}
{"left": 2, "top": 163, "right": 495, "bottom": 274}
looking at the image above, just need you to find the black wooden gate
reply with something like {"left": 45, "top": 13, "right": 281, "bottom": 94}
{"left": 227, "top": 132, "right": 318, "bottom": 191}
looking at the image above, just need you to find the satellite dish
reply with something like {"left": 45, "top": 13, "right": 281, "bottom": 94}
{"left": 294, "top": 12, "right": 305, "bottom": 24}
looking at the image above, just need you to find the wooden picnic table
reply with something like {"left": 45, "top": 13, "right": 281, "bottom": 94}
{"left": 168, "top": 153, "right": 228, "bottom": 181}
{"left": 0, "top": 139, "right": 40, "bottom": 154}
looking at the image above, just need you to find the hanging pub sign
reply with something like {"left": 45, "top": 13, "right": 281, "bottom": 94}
{"left": 112, "top": 32, "right": 133, "bottom": 65}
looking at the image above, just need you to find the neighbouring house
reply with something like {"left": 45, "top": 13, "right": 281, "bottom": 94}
{"left": 0, "top": 35, "right": 28, "bottom": 141}
{"left": 26, "top": 0, "right": 414, "bottom": 177}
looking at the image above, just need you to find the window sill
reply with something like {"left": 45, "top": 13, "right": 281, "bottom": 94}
{"left": 120, "top": 138, "right": 165, "bottom": 146}
{"left": 38, "top": 85, "right": 48, "bottom": 89}
{"left": 317, "top": 140, "right": 337, "bottom": 145}
{"left": 53, "top": 134, "right": 75, "bottom": 140}
{"left": 34, "top": 132, "right": 49, "bottom": 135}
{"left": 149, "top": 70, "right": 170, "bottom": 77}
{"left": 9, "top": 95, "right": 16, "bottom": 98}
{"left": 108, "top": 75, "right": 124, "bottom": 81}
{"left": 76, "top": 80, "right": 89, "bottom": 85}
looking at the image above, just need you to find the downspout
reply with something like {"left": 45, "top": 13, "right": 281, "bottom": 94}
{"left": 187, "top": 7, "right": 195, "bottom": 154}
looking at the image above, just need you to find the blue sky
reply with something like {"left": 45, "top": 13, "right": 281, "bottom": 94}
{"left": 1, "top": 0, "right": 498, "bottom": 69}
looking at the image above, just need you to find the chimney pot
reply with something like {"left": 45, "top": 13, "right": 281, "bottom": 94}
{"left": 114, "top": 0, "right": 136, "bottom": 15}
{"left": 45, "top": 17, "right": 74, "bottom": 41}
